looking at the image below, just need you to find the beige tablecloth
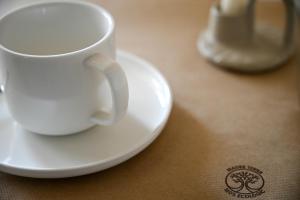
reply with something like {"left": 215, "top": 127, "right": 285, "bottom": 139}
{"left": 0, "top": 1, "right": 299, "bottom": 199}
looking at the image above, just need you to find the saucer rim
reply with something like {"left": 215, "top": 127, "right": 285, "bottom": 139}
{"left": 0, "top": 50, "right": 173, "bottom": 178}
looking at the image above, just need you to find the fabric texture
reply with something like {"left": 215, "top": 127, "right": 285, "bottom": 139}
{"left": 0, "top": 1, "right": 299, "bottom": 199}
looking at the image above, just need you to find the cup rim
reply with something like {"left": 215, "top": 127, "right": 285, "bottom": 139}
{"left": 0, "top": 0, "right": 114, "bottom": 58}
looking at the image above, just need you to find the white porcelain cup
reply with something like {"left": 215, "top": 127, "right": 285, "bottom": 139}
{"left": 0, "top": 0, "right": 129, "bottom": 135}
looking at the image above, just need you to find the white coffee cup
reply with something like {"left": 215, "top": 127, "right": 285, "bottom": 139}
{"left": 0, "top": 0, "right": 129, "bottom": 135}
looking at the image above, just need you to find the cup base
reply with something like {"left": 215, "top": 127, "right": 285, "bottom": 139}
{"left": 198, "top": 24, "right": 295, "bottom": 73}
{"left": 20, "top": 123, "right": 98, "bottom": 136}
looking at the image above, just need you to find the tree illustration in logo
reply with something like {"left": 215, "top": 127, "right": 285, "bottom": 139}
{"left": 225, "top": 170, "right": 264, "bottom": 194}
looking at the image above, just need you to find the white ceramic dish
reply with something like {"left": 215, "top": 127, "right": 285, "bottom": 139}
{"left": 0, "top": 50, "right": 173, "bottom": 178}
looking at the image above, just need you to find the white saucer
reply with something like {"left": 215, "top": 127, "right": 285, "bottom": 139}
{"left": 0, "top": 50, "right": 173, "bottom": 178}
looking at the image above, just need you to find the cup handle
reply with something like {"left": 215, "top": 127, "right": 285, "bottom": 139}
{"left": 282, "top": 0, "right": 295, "bottom": 48}
{"left": 249, "top": 0, "right": 295, "bottom": 48}
{"left": 84, "top": 53, "right": 129, "bottom": 125}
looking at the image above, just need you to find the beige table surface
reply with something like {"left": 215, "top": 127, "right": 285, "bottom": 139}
{"left": 1, "top": 1, "right": 299, "bottom": 199}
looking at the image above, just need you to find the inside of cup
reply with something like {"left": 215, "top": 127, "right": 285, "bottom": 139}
{"left": 0, "top": 2, "right": 112, "bottom": 56}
